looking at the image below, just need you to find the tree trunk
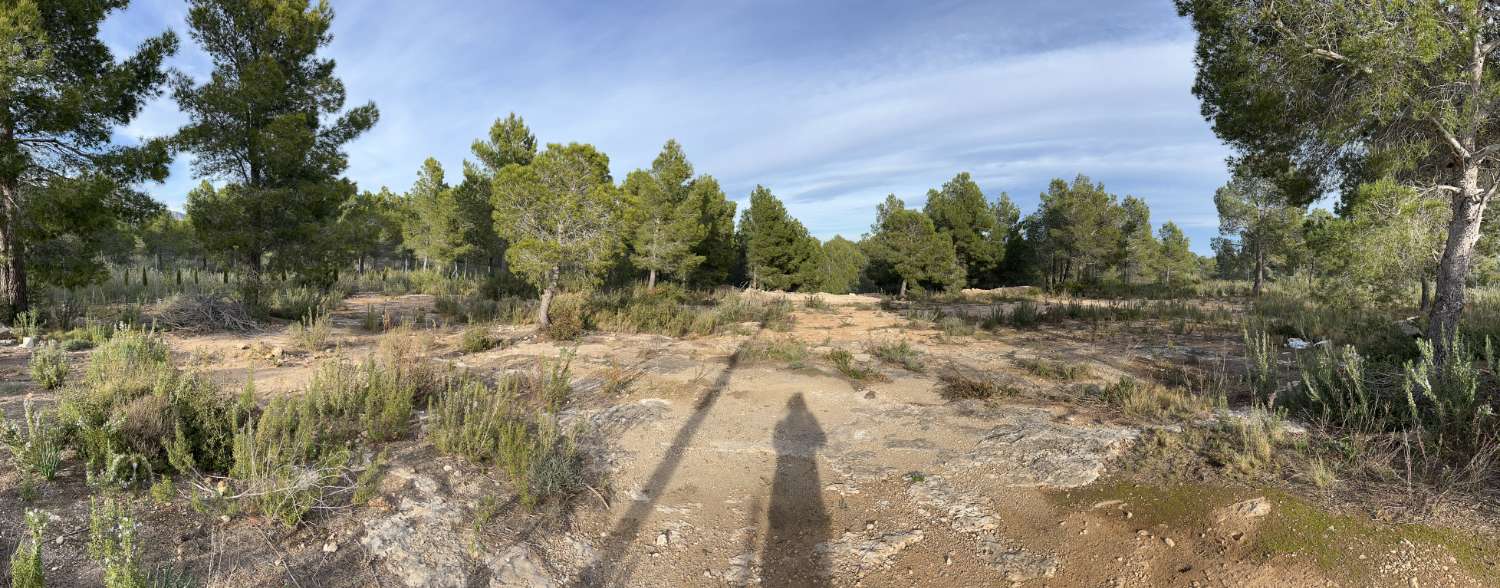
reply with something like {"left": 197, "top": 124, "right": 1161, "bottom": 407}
{"left": 0, "top": 178, "right": 27, "bottom": 321}
{"left": 243, "top": 251, "right": 263, "bottom": 309}
{"left": 1426, "top": 182, "right": 1489, "bottom": 356}
{"left": 536, "top": 266, "right": 560, "bottom": 327}
{"left": 1252, "top": 249, "right": 1265, "bottom": 297}
{"left": 647, "top": 269, "right": 657, "bottom": 292}
{"left": 1419, "top": 276, "right": 1431, "bottom": 310}
{"left": 898, "top": 278, "right": 908, "bottom": 299}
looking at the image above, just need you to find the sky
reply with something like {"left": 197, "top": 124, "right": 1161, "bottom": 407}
{"left": 99, "top": 0, "right": 1232, "bottom": 253}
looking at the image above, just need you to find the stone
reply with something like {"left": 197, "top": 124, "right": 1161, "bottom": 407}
{"left": 978, "top": 541, "right": 1058, "bottom": 582}
{"left": 1229, "top": 497, "right": 1271, "bottom": 518}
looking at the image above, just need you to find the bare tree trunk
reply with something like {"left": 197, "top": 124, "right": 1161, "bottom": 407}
{"left": 536, "top": 266, "right": 559, "bottom": 327}
{"left": 647, "top": 269, "right": 657, "bottom": 292}
{"left": 1252, "top": 248, "right": 1265, "bottom": 297}
{"left": 898, "top": 278, "right": 907, "bottom": 299}
{"left": 0, "top": 178, "right": 26, "bottom": 321}
{"left": 243, "top": 250, "right": 263, "bottom": 310}
{"left": 1427, "top": 184, "right": 1488, "bottom": 354}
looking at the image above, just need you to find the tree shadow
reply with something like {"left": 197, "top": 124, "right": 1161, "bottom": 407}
{"left": 573, "top": 335, "right": 752, "bottom": 586}
{"left": 760, "top": 393, "right": 831, "bottom": 587}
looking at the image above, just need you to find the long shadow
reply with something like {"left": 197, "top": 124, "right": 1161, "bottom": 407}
{"left": 760, "top": 393, "right": 831, "bottom": 587}
{"left": 574, "top": 334, "right": 753, "bottom": 586}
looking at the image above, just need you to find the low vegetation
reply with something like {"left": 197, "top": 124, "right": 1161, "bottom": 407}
{"left": 28, "top": 342, "right": 68, "bottom": 390}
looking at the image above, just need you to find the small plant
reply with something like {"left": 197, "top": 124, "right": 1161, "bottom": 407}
{"left": 1016, "top": 357, "right": 1089, "bottom": 381}
{"left": 12, "top": 309, "right": 40, "bottom": 339}
{"left": 459, "top": 325, "right": 498, "bottom": 353}
{"left": 353, "top": 450, "right": 388, "bottom": 506}
{"left": 1242, "top": 324, "right": 1277, "bottom": 403}
{"left": 361, "top": 303, "right": 383, "bottom": 333}
{"left": 150, "top": 475, "right": 176, "bottom": 505}
{"left": 1, "top": 399, "right": 63, "bottom": 484}
{"left": 10, "top": 509, "right": 46, "bottom": 588}
{"left": 826, "top": 348, "right": 883, "bottom": 382}
{"left": 289, "top": 309, "right": 333, "bottom": 352}
{"left": 1100, "top": 377, "right": 1210, "bottom": 422}
{"left": 63, "top": 338, "right": 95, "bottom": 351}
{"left": 89, "top": 497, "right": 145, "bottom": 588}
{"left": 738, "top": 338, "right": 810, "bottom": 366}
{"left": 937, "top": 370, "right": 1019, "bottom": 400}
{"left": 29, "top": 342, "right": 68, "bottom": 390}
{"left": 937, "top": 316, "right": 975, "bottom": 336}
{"left": 803, "top": 295, "right": 830, "bottom": 311}
{"left": 868, "top": 340, "right": 924, "bottom": 373}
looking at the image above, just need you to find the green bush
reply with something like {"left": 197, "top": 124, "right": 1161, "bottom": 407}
{"left": 937, "top": 316, "right": 975, "bottom": 336}
{"left": 542, "top": 293, "right": 587, "bottom": 340}
{"left": 288, "top": 309, "right": 333, "bottom": 352}
{"left": 9, "top": 509, "right": 46, "bottom": 588}
{"left": 826, "top": 348, "right": 883, "bottom": 381}
{"left": 868, "top": 340, "right": 925, "bottom": 373}
{"left": 88, "top": 497, "right": 145, "bottom": 588}
{"left": 29, "top": 342, "right": 68, "bottom": 390}
{"left": 459, "top": 326, "right": 498, "bottom": 353}
{"left": 1, "top": 399, "right": 63, "bottom": 495}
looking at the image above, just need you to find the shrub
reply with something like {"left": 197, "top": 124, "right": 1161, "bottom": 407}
{"left": 29, "top": 342, "right": 68, "bottom": 390}
{"left": 265, "top": 285, "right": 343, "bottom": 320}
{"left": 228, "top": 406, "right": 352, "bottom": 528}
{"left": 937, "top": 316, "right": 975, "bottom": 336}
{"left": 1016, "top": 357, "right": 1089, "bottom": 381}
{"left": 288, "top": 309, "right": 333, "bottom": 352}
{"left": 63, "top": 338, "right": 95, "bottom": 351}
{"left": 9, "top": 510, "right": 46, "bottom": 588}
{"left": 803, "top": 295, "right": 830, "bottom": 311}
{"left": 150, "top": 475, "right": 175, "bottom": 505}
{"left": 937, "top": 370, "right": 1019, "bottom": 400}
{"left": 868, "top": 340, "right": 924, "bottom": 373}
{"left": 1, "top": 399, "right": 63, "bottom": 483}
{"left": 738, "top": 337, "right": 809, "bottom": 366}
{"left": 428, "top": 374, "right": 590, "bottom": 509}
{"left": 1206, "top": 410, "right": 1287, "bottom": 477}
{"left": 826, "top": 348, "right": 883, "bottom": 381}
{"left": 12, "top": 309, "right": 40, "bottom": 339}
{"left": 542, "top": 293, "right": 587, "bottom": 340}
{"left": 459, "top": 326, "right": 498, "bottom": 353}
{"left": 1100, "top": 377, "right": 1211, "bottom": 422}
{"left": 88, "top": 497, "right": 145, "bottom": 588}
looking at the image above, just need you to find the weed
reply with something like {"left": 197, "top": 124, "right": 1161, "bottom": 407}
{"left": 29, "top": 342, "right": 68, "bottom": 390}
{"left": 1, "top": 399, "right": 62, "bottom": 486}
{"left": 12, "top": 309, "right": 40, "bottom": 338}
{"left": 1101, "top": 377, "right": 1210, "bottom": 422}
{"left": 353, "top": 450, "right": 388, "bottom": 506}
{"left": 937, "top": 369, "right": 1020, "bottom": 400}
{"left": 89, "top": 497, "right": 145, "bottom": 588}
{"left": 150, "top": 475, "right": 176, "bottom": 505}
{"left": 867, "top": 340, "right": 924, "bottom": 373}
{"left": 1016, "top": 357, "right": 1089, "bottom": 381}
{"left": 803, "top": 295, "right": 830, "bottom": 311}
{"left": 826, "top": 348, "right": 884, "bottom": 381}
{"left": 289, "top": 309, "right": 333, "bottom": 352}
{"left": 63, "top": 338, "right": 95, "bottom": 351}
{"left": 738, "top": 337, "right": 810, "bottom": 366}
{"left": 937, "top": 316, "right": 976, "bottom": 336}
{"left": 460, "top": 325, "right": 498, "bottom": 353}
{"left": 9, "top": 509, "right": 46, "bottom": 588}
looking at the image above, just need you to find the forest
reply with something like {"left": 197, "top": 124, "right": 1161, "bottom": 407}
{"left": 1, "top": 1, "right": 1499, "bottom": 587}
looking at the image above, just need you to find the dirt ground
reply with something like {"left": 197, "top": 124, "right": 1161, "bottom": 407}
{"left": 0, "top": 291, "right": 1494, "bottom": 587}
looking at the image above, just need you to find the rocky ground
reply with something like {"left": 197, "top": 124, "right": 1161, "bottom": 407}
{"left": 0, "top": 291, "right": 1494, "bottom": 587}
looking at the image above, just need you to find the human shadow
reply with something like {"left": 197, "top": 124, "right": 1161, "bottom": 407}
{"left": 573, "top": 335, "right": 753, "bottom": 586}
{"left": 760, "top": 393, "right": 831, "bottom": 587}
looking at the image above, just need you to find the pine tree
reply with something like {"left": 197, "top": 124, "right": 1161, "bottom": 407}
{"left": 863, "top": 195, "right": 964, "bottom": 297}
{"left": 177, "top": 0, "right": 378, "bottom": 305}
{"left": 686, "top": 176, "right": 737, "bottom": 288}
{"left": 1153, "top": 221, "right": 1198, "bottom": 289}
{"left": 817, "top": 236, "right": 867, "bottom": 294}
{"left": 401, "top": 158, "right": 474, "bottom": 271}
{"left": 925, "top": 172, "right": 1002, "bottom": 287}
{"left": 491, "top": 143, "right": 620, "bottom": 326}
{"left": 624, "top": 140, "right": 705, "bottom": 289}
{"left": 1213, "top": 168, "right": 1304, "bottom": 296}
{"left": 740, "top": 186, "right": 820, "bottom": 291}
{"left": 1117, "top": 196, "right": 1157, "bottom": 285}
{"left": 464, "top": 113, "right": 539, "bottom": 275}
{"left": 0, "top": 0, "right": 177, "bottom": 317}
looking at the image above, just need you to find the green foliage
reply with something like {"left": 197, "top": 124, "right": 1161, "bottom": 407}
{"left": 428, "top": 372, "right": 590, "bottom": 509}
{"left": 1100, "top": 377, "right": 1212, "bottom": 422}
{"left": 459, "top": 326, "right": 498, "bottom": 353}
{"left": 10, "top": 509, "right": 46, "bottom": 588}
{"left": 1213, "top": 167, "right": 1306, "bottom": 293}
{"left": 0, "top": 0, "right": 177, "bottom": 315}
{"left": 740, "top": 186, "right": 822, "bottom": 291}
{"left": 825, "top": 348, "right": 882, "bottom": 381}
{"left": 862, "top": 195, "right": 964, "bottom": 296}
{"left": 624, "top": 140, "right": 708, "bottom": 287}
{"left": 149, "top": 475, "right": 175, "bottom": 506}
{"left": 868, "top": 340, "right": 924, "bottom": 373}
{"left": 0, "top": 399, "right": 62, "bottom": 485}
{"left": 1016, "top": 357, "right": 1089, "bottom": 381}
{"left": 738, "top": 337, "right": 810, "bottom": 367}
{"left": 89, "top": 498, "right": 145, "bottom": 588}
{"left": 402, "top": 158, "right": 478, "bottom": 269}
{"left": 936, "top": 316, "right": 975, "bottom": 336}
{"left": 28, "top": 342, "right": 67, "bottom": 390}
{"left": 924, "top": 172, "right": 1006, "bottom": 287}
{"left": 288, "top": 309, "right": 333, "bottom": 352}
{"left": 815, "top": 236, "right": 867, "bottom": 294}
{"left": 491, "top": 142, "right": 621, "bottom": 325}
{"left": 178, "top": 0, "right": 378, "bottom": 304}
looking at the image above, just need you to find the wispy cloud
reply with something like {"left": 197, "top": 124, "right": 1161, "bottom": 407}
{"left": 100, "top": 0, "right": 1231, "bottom": 252}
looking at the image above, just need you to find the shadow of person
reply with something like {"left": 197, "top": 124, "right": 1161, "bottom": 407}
{"left": 761, "top": 393, "right": 831, "bottom": 587}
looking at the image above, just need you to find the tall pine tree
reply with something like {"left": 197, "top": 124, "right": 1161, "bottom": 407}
{"left": 177, "top": 0, "right": 378, "bottom": 305}
{"left": 863, "top": 195, "right": 964, "bottom": 297}
{"left": 624, "top": 140, "right": 705, "bottom": 289}
{"left": 739, "top": 186, "right": 819, "bottom": 291}
{"left": 0, "top": 0, "right": 177, "bottom": 316}
{"left": 924, "top": 172, "right": 1002, "bottom": 287}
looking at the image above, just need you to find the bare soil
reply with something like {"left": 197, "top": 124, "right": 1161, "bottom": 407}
{"left": 0, "top": 291, "right": 1494, "bottom": 587}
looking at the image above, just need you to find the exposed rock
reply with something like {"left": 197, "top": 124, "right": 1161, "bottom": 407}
{"left": 724, "top": 552, "right": 760, "bottom": 586}
{"left": 485, "top": 546, "right": 556, "bottom": 588}
{"left": 905, "top": 475, "right": 997, "bottom": 533}
{"left": 967, "top": 407, "right": 1137, "bottom": 488}
{"left": 978, "top": 540, "right": 1058, "bottom": 582}
{"left": 1227, "top": 496, "right": 1271, "bottom": 519}
{"left": 817, "top": 529, "right": 925, "bottom": 574}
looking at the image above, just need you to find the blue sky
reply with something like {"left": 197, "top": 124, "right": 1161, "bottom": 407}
{"left": 100, "top": 0, "right": 1232, "bottom": 253}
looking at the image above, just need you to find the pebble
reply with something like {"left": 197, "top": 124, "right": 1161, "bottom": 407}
{"left": 1164, "top": 537, "right": 1176, "bottom": 548}
{"left": 323, "top": 542, "right": 338, "bottom": 553}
